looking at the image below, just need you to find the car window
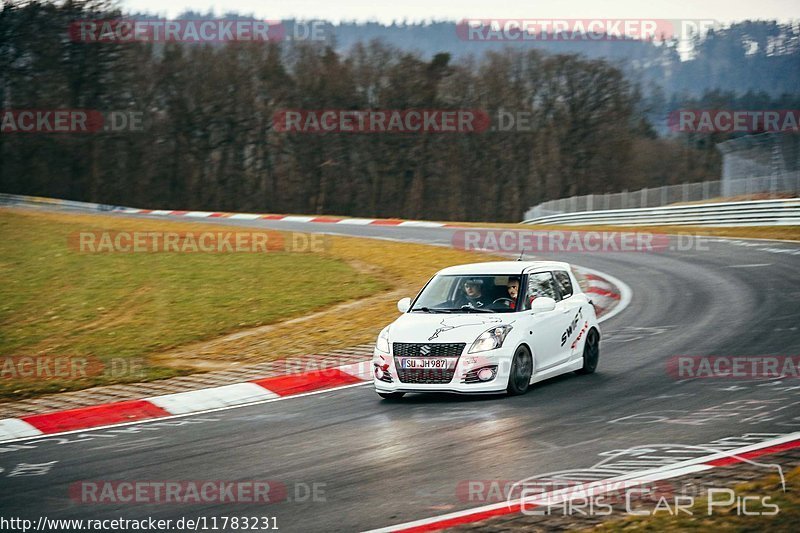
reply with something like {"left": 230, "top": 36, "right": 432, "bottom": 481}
{"left": 554, "top": 270, "right": 573, "bottom": 299}
{"left": 522, "top": 272, "right": 558, "bottom": 309}
{"left": 410, "top": 274, "right": 518, "bottom": 312}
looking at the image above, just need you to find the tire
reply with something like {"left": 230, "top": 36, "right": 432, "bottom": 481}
{"left": 576, "top": 329, "right": 600, "bottom": 374}
{"left": 506, "top": 346, "right": 533, "bottom": 396}
{"left": 378, "top": 392, "right": 406, "bottom": 400}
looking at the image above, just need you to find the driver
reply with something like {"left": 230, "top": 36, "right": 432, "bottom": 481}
{"left": 457, "top": 278, "right": 489, "bottom": 308}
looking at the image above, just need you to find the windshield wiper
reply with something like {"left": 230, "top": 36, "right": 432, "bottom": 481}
{"left": 459, "top": 305, "right": 495, "bottom": 313}
{"left": 429, "top": 305, "right": 495, "bottom": 313}
{"left": 417, "top": 306, "right": 494, "bottom": 313}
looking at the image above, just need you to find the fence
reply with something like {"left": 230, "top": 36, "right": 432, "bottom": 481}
{"left": 524, "top": 133, "right": 800, "bottom": 221}
{"left": 523, "top": 176, "right": 800, "bottom": 220}
{"left": 718, "top": 133, "right": 800, "bottom": 196}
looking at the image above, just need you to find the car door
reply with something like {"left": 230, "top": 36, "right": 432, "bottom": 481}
{"left": 523, "top": 271, "right": 574, "bottom": 372}
{"left": 553, "top": 269, "right": 585, "bottom": 363}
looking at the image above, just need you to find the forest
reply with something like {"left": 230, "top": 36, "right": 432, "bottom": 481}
{"left": 1, "top": 1, "right": 798, "bottom": 221}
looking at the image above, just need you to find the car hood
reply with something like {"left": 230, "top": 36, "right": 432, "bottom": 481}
{"left": 388, "top": 312, "right": 512, "bottom": 344}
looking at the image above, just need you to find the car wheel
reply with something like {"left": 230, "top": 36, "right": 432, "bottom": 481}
{"left": 378, "top": 392, "right": 406, "bottom": 400}
{"left": 506, "top": 346, "right": 532, "bottom": 396}
{"left": 576, "top": 329, "right": 600, "bottom": 374}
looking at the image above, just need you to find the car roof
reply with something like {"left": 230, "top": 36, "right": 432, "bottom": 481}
{"left": 435, "top": 260, "right": 572, "bottom": 276}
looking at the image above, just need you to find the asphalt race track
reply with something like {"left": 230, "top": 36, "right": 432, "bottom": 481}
{"left": 2, "top": 206, "right": 800, "bottom": 531}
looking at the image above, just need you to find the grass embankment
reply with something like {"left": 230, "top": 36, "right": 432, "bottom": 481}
{"left": 586, "top": 465, "right": 800, "bottom": 532}
{"left": 0, "top": 208, "right": 504, "bottom": 400}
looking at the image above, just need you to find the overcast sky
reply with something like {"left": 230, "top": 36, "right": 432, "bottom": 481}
{"left": 121, "top": 0, "right": 799, "bottom": 24}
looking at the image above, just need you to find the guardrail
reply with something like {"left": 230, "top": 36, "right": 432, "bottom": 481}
{"left": 522, "top": 198, "right": 800, "bottom": 227}
{"left": 0, "top": 193, "right": 121, "bottom": 212}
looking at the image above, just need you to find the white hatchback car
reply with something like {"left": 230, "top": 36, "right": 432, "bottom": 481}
{"left": 373, "top": 261, "right": 600, "bottom": 399}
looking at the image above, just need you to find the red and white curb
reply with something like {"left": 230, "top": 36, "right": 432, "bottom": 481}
{"left": 0, "top": 362, "right": 372, "bottom": 443}
{"left": 1, "top": 193, "right": 453, "bottom": 227}
{"left": 578, "top": 266, "right": 630, "bottom": 323}
{"left": 363, "top": 432, "right": 800, "bottom": 533}
{"left": 120, "top": 207, "right": 451, "bottom": 228}
{"left": 0, "top": 270, "right": 627, "bottom": 444}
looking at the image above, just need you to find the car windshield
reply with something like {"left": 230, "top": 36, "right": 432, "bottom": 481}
{"left": 410, "top": 275, "right": 520, "bottom": 313}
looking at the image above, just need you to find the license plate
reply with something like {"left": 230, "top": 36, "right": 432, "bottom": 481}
{"left": 399, "top": 358, "right": 450, "bottom": 369}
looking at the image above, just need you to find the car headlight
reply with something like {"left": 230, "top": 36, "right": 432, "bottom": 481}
{"left": 376, "top": 327, "right": 390, "bottom": 353}
{"left": 469, "top": 325, "right": 513, "bottom": 353}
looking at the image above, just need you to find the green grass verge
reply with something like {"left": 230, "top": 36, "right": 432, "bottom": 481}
{"left": 0, "top": 209, "right": 385, "bottom": 399}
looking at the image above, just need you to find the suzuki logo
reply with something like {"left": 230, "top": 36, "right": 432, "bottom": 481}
{"left": 420, "top": 345, "right": 431, "bottom": 356}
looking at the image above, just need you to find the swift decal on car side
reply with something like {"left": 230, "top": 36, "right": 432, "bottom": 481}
{"left": 561, "top": 307, "right": 584, "bottom": 347}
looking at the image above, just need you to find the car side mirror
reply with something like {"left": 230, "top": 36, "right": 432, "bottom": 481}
{"left": 397, "top": 297, "right": 411, "bottom": 313}
{"left": 530, "top": 297, "right": 556, "bottom": 313}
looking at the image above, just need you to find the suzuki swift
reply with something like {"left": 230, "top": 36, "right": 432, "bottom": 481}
{"left": 373, "top": 261, "right": 600, "bottom": 398}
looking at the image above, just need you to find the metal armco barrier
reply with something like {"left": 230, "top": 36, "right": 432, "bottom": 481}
{"left": 0, "top": 193, "right": 119, "bottom": 212}
{"left": 523, "top": 198, "right": 800, "bottom": 227}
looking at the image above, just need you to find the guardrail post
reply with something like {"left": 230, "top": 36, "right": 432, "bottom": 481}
{"left": 702, "top": 181, "right": 710, "bottom": 200}
{"left": 587, "top": 195, "right": 594, "bottom": 211}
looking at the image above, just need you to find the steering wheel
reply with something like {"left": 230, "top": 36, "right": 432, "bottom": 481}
{"left": 492, "top": 297, "right": 514, "bottom": 307}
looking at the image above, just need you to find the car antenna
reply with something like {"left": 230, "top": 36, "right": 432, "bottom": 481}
{"left": 516, "top": 248, "right": 526, "bottom": 261}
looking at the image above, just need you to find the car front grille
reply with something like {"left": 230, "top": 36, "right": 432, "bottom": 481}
{"left": 393, "top": 343, "right": 465, "bottom": 384}
{"left": 395, "top": 369, "right": 456, "bottom": 384}
{"left": 392, "top": 343, "right": 465, "bottom": 358}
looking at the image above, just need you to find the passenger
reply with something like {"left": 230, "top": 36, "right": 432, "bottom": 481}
{"left": 506, "top": 276, "right": 520, "bottom": 309}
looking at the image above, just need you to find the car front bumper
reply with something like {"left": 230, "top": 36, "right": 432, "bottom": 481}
{"left": 372, "top": 345, "right": 515, "bottom": 394}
